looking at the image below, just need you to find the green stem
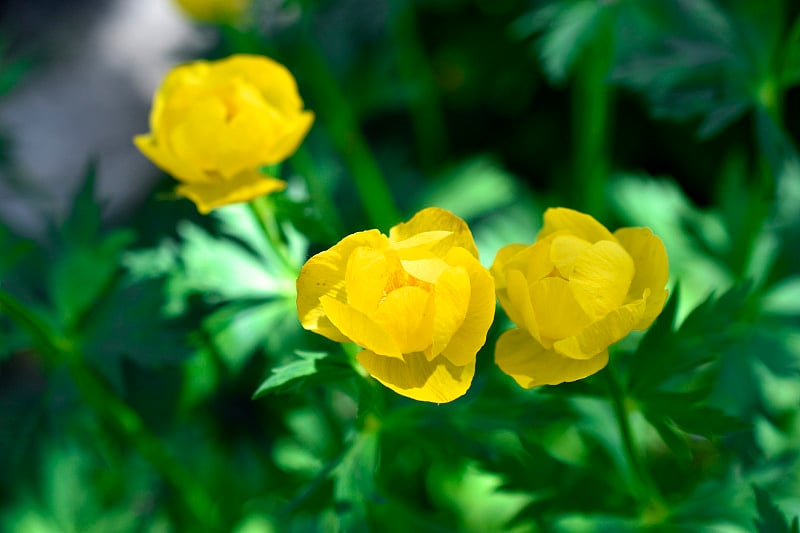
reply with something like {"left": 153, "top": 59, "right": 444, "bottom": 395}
{"left": 389, "top": 1, "right": 449, "bottom": 171}
{"left": 248, "top": 195, "right": 298, "bottom": 276}
{"left": 603, "top": 365, "right": 667, "bottom": 524}
{"left": 291, "top": 145, "right": 345, "bottom": 244}
{"left": 294, "top": 40, "right": 402, "bottom": 232}
{"left": 572, "top": 15, "right": 613, "bottom": 220}
{"left": 0, "top": 289, "right": 220, "bottom": 528}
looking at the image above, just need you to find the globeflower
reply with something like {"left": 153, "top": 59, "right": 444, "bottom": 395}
{"left": 296, "top": 208, "right": 495, "bottom": 403}
{"left": 491, "top": 208, "right": 669, "bottom": 388}
{"left": 134, "top": 54, "right": 314, "bottom": 214}
{"left": 173, "top": 0, "right": 249, "bottom": 24}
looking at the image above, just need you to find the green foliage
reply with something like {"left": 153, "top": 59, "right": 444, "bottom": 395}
{"left": 753, "top": 485, "right": 800, "bottom": 533}
{"left": 2, "top": 1, "right": 800, "bottom": 531}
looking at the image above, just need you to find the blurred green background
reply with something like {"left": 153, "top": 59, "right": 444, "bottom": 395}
{"left": 1, "top": 0, "right": 800, "bottom": 531}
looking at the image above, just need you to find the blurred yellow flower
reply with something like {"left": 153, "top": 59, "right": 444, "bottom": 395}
{"left": 492, "top": 208, "right": 669, "bottom": 388}
{"left": 134, "top": 54, "right": 314, "bottom": 214}
{"left": 173, "top": 0, "right": 249, "bottom": 24}
{"left": 296, "top": 208, "right": 496, "bottom": 403}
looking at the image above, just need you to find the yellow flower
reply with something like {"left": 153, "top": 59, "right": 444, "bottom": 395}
{"left": 491, "top": 208, "right": 669, "bottom": 388}
{"left": 134, "top": 54, "right": 314, "bottom": 214}
{"left": 173, "top": 0, "right": 249, "bottom": 24}
{"left": 296, "top": 208, "right": 496, "bottom": 403}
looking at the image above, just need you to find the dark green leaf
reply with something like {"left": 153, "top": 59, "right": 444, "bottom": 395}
{"left": 253, "top": 351, "right": 354, "bottom": 397}
{"left": 753, "top": 485, "right": 795, "bottom": 533}
{"left": 332, "top": 431, "right": 380, "bottom": 533}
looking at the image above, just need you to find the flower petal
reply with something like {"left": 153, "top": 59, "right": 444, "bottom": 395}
{"left": 437, "top": 248, "right": 496, "bottom": 366}
{"left": 569, "top": 240, "right": 635, "bottom": 319}
{"left": 553, "top": 297, "right": 648, "bottom": 359}
{"left": 400, "top": 256, "right": 450, "bottom": 284}
{"left": 614, "top": 227, "right": 669, "bottom": 329}
{"left": 389, "top": 207, "right": 479, "bottom": 258}
{"left": 176, "top": 171, "right": 286, "bottom": 213}
{"left": 506, "top": 269, "right": 541, "bottom": 342}
{"left": 170, "top": 96, "right": 229, "bottom": 171}
{"left": 374, "top": 286, "right": 434, "bottom": 354}
{"left": 134, "top": 134, "right": 209, "bottom": 184}
{"left": 357, "top": 350, "right": 475, "bottom": 403}
{"left": 345, "top": 247, "right": 391, "bottom": 314}
{"left": 430, "top": 265, "right": 471, "bottom": 358}
{"left": 296, "top": 230, "right": 388, "bottom": 342}
{"left": 530, "top": 277, "right": 592, "bottom": 343}
{"left": 491, "top": 243, "right": 528, "bottom": 327}
{"left": 216, "top": 55, "right": 306, "bottom": 116}
{"left": 538, "top": 207, "right": 615, "bottom": 244}
{"left": 495, "top": 328, "right": 609, "bottom": 388}
{"left": 321, "top": 296, "right": 403, "bottom": 358}
{"left": 550, "top": 234, "right": 592, "bottom": 278}
{"left": 265, "top": 111, "right": 315, "bottom": 165}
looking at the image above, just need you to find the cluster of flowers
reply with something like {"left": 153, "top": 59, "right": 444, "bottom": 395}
{"left": 136, "top": 54, "right": 669, "bottom": 404}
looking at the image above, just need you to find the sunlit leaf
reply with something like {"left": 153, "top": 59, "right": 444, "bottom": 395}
{"left": 253, "top": 351, "right": 354, "bottom": 397}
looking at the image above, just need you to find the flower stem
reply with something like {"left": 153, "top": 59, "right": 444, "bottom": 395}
{"left": 290, "top": 145, "right": 345, "bottom": 244}
{"left": 388, "top": 1, "right": 448, "bottom": 171}
{"left": 572, "top": 14, "right": 614, "bottom": 220}
{"left": 0, "top": 289, "right": 220, "bottom": 528}
{"left": 248, "top": 194, "right": 298, "bottom": 276}
{"left": 294, "top": 40, "right": 402, "bottom": 232}
{"left": 603, "top": 364, "right": 668, "bottom": 525}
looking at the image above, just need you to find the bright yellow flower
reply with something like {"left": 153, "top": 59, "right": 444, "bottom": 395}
{"left": 296, "top": 208, "right": 496, "bottom": 403}
{"left": 173, "top": 0, "right": 249, "bottom": 24}
{"left": 492, "top": 208, "right": 669, "bottom": 388}
{"left": 134, "top": 54, "right": 314, "bottom": 214}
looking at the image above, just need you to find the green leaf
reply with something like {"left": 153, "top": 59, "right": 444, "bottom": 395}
{"left": 610, "top": 174, "right": 735, "bottom": 316}
{"left": 632, "top": 283, "right": 752, "bottom": 393}
{"left": 753, "top": 485, "right": 797, "bottom": 533}
{"left": 203, "top": 298, "right": 301, "bottom": 374}
{"left": 512, "top": 1, "right": 605, "bottom": 84}
{"left": 49, "top": 229, "right": 135, "bottom": 330}
{"left": 252, "top": 351, "right": 354, "bottom": 398}
{"left": 609, "top": 0, "right": 787, "bottom": 139}
{"left": 80, "top": 277, "right": 190, "bottom": 392}
{"left": 416, "top": 156, "right": 520, "bottom": 221}
{"left": 332, "top": 431, "right": 380, "bottom": 533}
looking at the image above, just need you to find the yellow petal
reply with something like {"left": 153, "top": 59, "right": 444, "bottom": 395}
{"left": 133, "top": 134, "right": 209, "bottom": 184}
{"left": 490, "top": 243, "right": 528, "bottom": 289}
{"left": 400, "top": 256, "right": 450, "bottom": 284}
{"left": 264, "top": 111, "right": 315, "bottom": 164}
{"left": 569, "top": 240, "right": 635, "bottom": 319}
{"left": 491, "top": 243, "right": 527, "bottom": 328}
{"left": 296, "top": 230, "right": 388, "bottom": 343}
{"left": 538, "top": 207, "right": 615, "bottom": 244}
{"left": 216, "top": 103, "right": 277, "bottom": 178}
{"left": 530, "top": 277, "right": 592, "bottom": 343}
{"left": 373, "top": 286, "right": 434, "bottom": 354}
{"left": 506, "top": 269, "right": 541, "bottom": 342}
{"left": 437, "top": 248, "right": 496, "bottom": 366}
{"left": 391, "top": 231, "right": 453, "bottom": 252}
{"left": 389, "top": 207, "right": 479, "bottom": 259}
{"left": 550, "top": 234, "right": 591, "bottom": 278}
{"left": 503, "top": 239, "right": 554, "bottom": 285}
{"left": 321, "top": 296, "right": 403, "bottom": 358}
{"left": 216, "top": 55, "right": 305, "bottom": 116}
{"left": 614, "top": 227, "right": 669, "bottom": 329}
{"left": 430, "top": 265, "right": 471, "bottom": 358}
{"left": 169, "top": 96, "right": 229, "bottom": 171}
{"left": 175, "top": 171, "right": 286, "bottom": 213}
{"left": 357, "top": 350, "right": 475, "bottom": 403}
{"left": 553, "top": 297, "right": 648, "bottom": 359}
{"left": 344, "top": 247, "right": 391, "bottom": 314}
{"left": 495, "top": 328, "right": 608, "bottom": 388}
